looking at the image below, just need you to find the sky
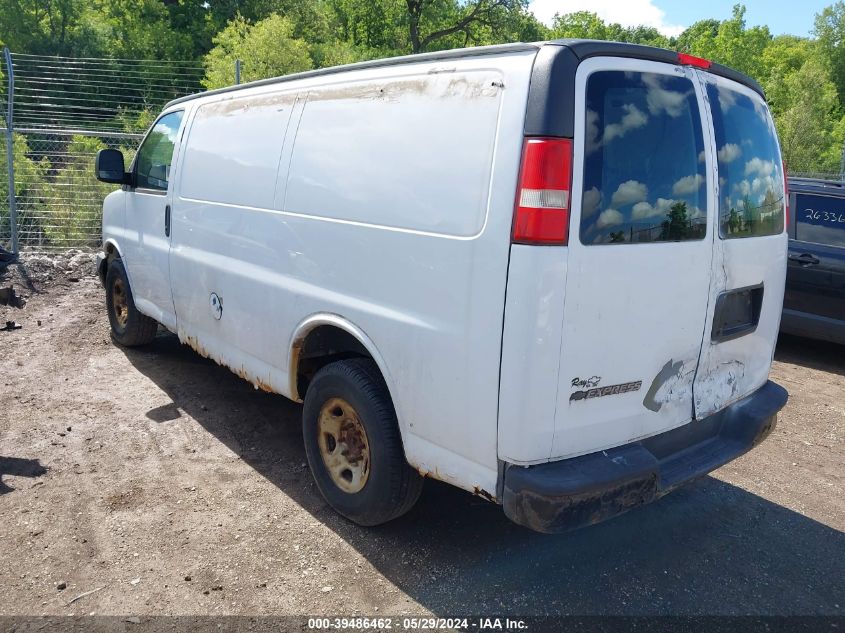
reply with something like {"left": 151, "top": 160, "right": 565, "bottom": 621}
{"left": 528, "top": 0, "right": 831, "bottom": 38}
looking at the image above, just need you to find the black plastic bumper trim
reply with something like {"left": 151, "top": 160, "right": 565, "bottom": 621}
{"left": 502, "top": 380, "right": 788, "bottom": 533}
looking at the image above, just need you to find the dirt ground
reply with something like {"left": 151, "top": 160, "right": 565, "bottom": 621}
{"left": 0, "top": 255, "right": 843, "bottom": 618}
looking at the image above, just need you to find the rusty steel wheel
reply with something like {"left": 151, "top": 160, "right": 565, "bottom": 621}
{"left": 317, "top": 397, "right": 371, "bottom": 493}
{"left": 105, "top": 258, "right": 158, "bottom": 347}
{"left": 303, "top": 358, "right": 424, "bottom": 526}
{"left": 111, "top": 277, "right": 130, "bottom": 331}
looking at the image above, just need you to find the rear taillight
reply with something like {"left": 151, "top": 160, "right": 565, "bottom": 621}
{"left": 512, "top": 137, "right": 573, "bottom": 245}
{"left": 678, "top": 53, "right": 712, "bottom": 69}
{"left": 783, "top": 161, "right": 790, "bottom": 226}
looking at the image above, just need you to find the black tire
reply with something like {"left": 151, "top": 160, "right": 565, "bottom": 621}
{"left": 303, "top": 358, "right": 423, "bottom": 526}
{"left": 105, "top": 258, "right": 158, "bottom": 347}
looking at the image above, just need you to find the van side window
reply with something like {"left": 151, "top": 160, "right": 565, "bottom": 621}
{"left": 795, "top": 193, "right": 845, "bottom": 247}
{"left": 580, "top": 71, "right": 706, "bottom": 245}
{"left": 135, "top": 111, "right": 184, "bottom": 191}
{"left": 707, "top": 82, "right": 785, "bottom": 238}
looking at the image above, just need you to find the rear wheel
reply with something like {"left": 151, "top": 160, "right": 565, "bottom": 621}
{"left": 105, "top": 258, "right": 158, "bottom": 347}
{"left": 303, "top": 358, "right": 423, "bottom": 526}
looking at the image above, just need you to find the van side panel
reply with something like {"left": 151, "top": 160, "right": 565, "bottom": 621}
{"left": 180, "top": 93, "right": 296, "bottom": 209}
{"left": 168, "top": 52, "right": 537, "bottom": 496}
{"left": 284, "top": 72, "right": 503, "bottom": 237}
{"left": 169, "top": 90, "right": 298, "bottom": 398}
{"left": 497, "top": 245, "right": 567, "bottom": 463}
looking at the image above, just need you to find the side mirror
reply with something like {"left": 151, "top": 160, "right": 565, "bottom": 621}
{"left": 95, "top": 149, "right": 128, "bottom": 184}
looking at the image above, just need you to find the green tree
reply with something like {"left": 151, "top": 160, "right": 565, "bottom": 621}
{"left": 741, "top": 194, "right": 755, "bottom": 233}
{"left": 619, "top": 25, "right": 670, "bottom": 48}
{"left": 814, "top": 1, "right": 845, "bottom": 103}
{"left": 0, "top": 0, "right": 103, "bottom": 56}
{"left": 728, "top": 207, "right": 740, "bottom": 234}
{"left": 677, "top": 5, "right": 771, "bottom": 79}
{"left": 86, "top": 0, "right": 195, "bottom": 60}
{"left": 44, "top": 135, "right": 116, "bottom": 246}
{"left": 0, "top": 133, "right": 49, "bottom": 245}
{"left": 676, "top": 19, "right": 720, "bottom": 53}
{"left": 404, "top": 0, "right": 528, "bottom": 54}
{"left": 327, "top": 0, "right": 406, "bottom": 54}
{"left": 202, "top": 14, "right": 313, "bottom": 89}
{"left": 660, "top": 202, "right": 690, "bottom": 241}
{"left": 549, "top": 11, "right": 610, "bottom": 40}
{"left": 759, "top": 35, "right": 815, "bottom": 113}
{"left": 774, "top": 57, "right": 845, "bottom": 173}
{"left": 549, "top": 11, "right": 668, "bottom": 48}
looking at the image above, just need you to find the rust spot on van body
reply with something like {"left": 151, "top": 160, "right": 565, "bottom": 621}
{"left": 255, "top": 378, "right": 274, "bottom": 393}
{"left": 183, "top": 335, "right": 209, "bottom": 359}
{"left": 289, "top": 335, "right": 306, "bottom": 400}
{"left": 181, "top": 335, "right": 278, "bottom": 395}
{"left": 473, "top": 486, "right": 496, "bottom": 503}
{"left": 416, "top": 466, "right": 496, "bottom": 503}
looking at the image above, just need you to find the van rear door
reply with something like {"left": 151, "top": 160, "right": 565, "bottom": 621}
{"left": 551, "top": 57, "right": 716, "bottom": 460}
{"left": 692, "top": 75, "right": 787, "bottom": 417}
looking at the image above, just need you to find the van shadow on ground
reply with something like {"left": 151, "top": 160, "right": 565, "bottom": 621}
{"left": 775, "top": 333, "right": 845, "bottom": 377}
{"left": 123, "top": 333, "right": 844, "bottom": 616}
{"left": 0, "top": 456, "right": 47, "bottom": 494}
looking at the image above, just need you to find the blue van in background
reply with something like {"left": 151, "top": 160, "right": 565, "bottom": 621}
{"left": 782, "top": 177, "right": 845, "bottom": 345}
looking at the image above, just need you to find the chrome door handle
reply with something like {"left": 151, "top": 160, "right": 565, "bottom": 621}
{"left": 788, "top": 253, "right": 819, "bottom": 266}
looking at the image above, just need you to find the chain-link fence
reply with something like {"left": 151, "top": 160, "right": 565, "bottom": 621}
{"left": 789, "top": 170, "right": 843, "bottom": 181}
{"left": 2, "top": 50, "right": 845, "bottom": 254}
{"left": 12, "top": 130, "right": 142, "bottom": 251}
{"left": 1, "top": 50, "right": 205, "bottom": 253}
{"left": 0, "top": 133, "right": 9, "bottom": 248}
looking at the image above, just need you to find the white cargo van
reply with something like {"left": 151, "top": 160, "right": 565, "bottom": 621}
{"left": 95, "top": 40, "right": 789, "bottom": 533}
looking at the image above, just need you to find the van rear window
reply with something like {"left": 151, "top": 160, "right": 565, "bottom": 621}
{"left": 580, "top": 70, "right": 707, "bottom": 245}
{"left": 707, "top": 82, "right": 785, "bottom": 239}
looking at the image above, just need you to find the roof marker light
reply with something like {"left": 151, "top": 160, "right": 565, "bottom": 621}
{"left": 678, "top": 53, "right": 712, "bottom": 69}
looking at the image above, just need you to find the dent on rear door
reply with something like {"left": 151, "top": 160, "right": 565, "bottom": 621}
{"left": 692, "top": 72, "right": 787, "bottom": 418}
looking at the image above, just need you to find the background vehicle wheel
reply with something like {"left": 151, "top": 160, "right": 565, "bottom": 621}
{"left": 303, "top": 358, "right": 423, "bottom": 526}
{"left": 105, "top": 258, "right": 158, "bottom": 347}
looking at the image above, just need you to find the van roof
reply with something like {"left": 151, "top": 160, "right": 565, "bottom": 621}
{"left": 166, "top": 39, "right": 764, "bottom": 118}
{"left": 550, "top": 39, "right": 763, "bottom": 96}
{"left": 164, "top": 41, "right": 538, "bottom": 109}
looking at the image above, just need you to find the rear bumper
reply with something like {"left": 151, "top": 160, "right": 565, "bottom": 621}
{"left": 502, "top": 380, "right": 788, "bottom": 533}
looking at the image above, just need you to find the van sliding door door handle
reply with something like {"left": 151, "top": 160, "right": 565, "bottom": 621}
{"left": 788, "top": 253, "right": 819, "bottom": 266}
{"left": 165, "top": 204, "right": 171, "bottom": 237}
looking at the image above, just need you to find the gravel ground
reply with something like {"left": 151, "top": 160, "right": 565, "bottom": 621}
{"left": 0, "top": 255, "right": 843, "bottom": 617}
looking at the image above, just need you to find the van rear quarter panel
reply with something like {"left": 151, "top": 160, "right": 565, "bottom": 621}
{"left": 168, "top": 51, "right": 536, "bottom": 496}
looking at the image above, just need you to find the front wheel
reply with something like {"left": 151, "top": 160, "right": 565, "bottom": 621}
{"left": 302, "top": 358, "right": 423, "bottom": 526}
{"left": 105, "top": 258, "right": 158, "bottom": 347}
